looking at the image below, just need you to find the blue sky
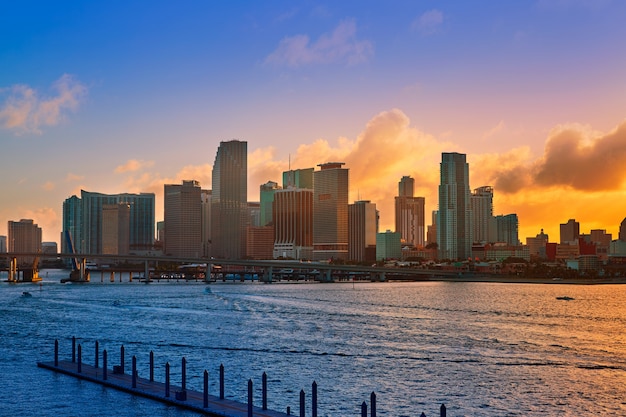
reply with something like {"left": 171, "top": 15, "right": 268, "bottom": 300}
{"left": 2, "top": 0, "right": 626, "bottom": 244}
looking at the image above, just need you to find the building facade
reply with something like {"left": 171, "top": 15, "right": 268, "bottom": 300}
{"left": 471, "top": 186, "right": 494, "bottom": 243}
{"left": 495, "top": 214, "right": 519, "bottom": 246}
{"left": 560, "top": 219, "right": 580, "bottom": 244}
{"left": 8, "top": 219, "right": 42, "bottom": 265}
{"left": 102, "top": 203, "right": 130, "bottom": 255}
{"left": 211, "top": 140, "right": 248, "bottom": 259}
{"left": 260, "top": 181, "right": 280, "bottom": 227}
{"left": 313, "top": 162, "right": 349, "bottom": 261}
{"left": 283, "top": 168, "right": 314, "bottom": 189}
{"left": 164, "top": 180, "right": 202, "bottom": 258}
{"left": 437, "top": 152, "right": 472, "bottom": 260}
{"left": 395, "top": 176, "right": 425, "bottom": 248}
{"left": 348, "top": 200, "right": 378, "bottom": 262}
{"left": 376, "top": 230, "right": 401, "bottom": 261}
{"left": 273, "top": 188, "right": 313, "bottom": 260}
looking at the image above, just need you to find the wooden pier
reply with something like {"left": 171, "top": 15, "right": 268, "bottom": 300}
{"left": 38, "top": 339, "right": 295, "bottom": 417}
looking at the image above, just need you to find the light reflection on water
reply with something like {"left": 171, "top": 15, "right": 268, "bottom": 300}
{"left": 1, "top": 269, "right": 626, "bottom": 416}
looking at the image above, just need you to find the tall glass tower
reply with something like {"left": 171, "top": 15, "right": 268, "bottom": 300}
{"left": 437, "top": 152, "right": 472, "bottom": 260}
{"left": 211, "top": 140, "right": 247, "bottom": 259}
{"left": 313, "top": 162, "right": 349, "bottom": 261}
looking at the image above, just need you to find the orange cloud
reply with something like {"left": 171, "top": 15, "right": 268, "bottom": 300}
{"left": 114, "top": 159, "right": 155, "bottom": 173}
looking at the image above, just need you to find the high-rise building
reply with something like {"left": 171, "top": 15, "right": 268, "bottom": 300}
{"left": 437, "top": 152, "right": 472, "bottom": 260}
{"left": 376, "top": 230, "right": 401, "bottom": 261}
{"left": 246, "top": 226, "right": 275, "bottom": 259}
{"left": 471, "top": 186, "right": 494, "bottom": 243}
{"left": 102, "top": 203, "right": 130, "bottom": 255}
{"left": 273, "top": 188, "right": 313, "bottom": 260}
{"left": 164, "top": 180, "right": 202, "bottom": 258}
{"left": 560, "top": 219, "right": 580, "bottom": 244}
{"left": 62, "top": 195, "right": 82, "bottom": 255}
{"left": 77, "top": 190, "right": 155, "bottom": 254}
{"left": 8, "top": 219, "right": 42, "bottom": 265}
{"left": 395, "top": 176, "right": 425, "bottom": 248}
{"left": 260, "top": 181, "right": 280, "bottom": 226}
{"left": 0, "top": 236, "right": 7, "bottom": 253}
{"left": 349, "top": 200, "right": 378, "bottom": 262}
{"left": 201, "top": 189, "right": 212, "bottom": 257}
{"left": 283, "top": 168, "right": 314, "bottom": 189}
{"left": 620, "top": 218, "right": 626, "bottom": 242}
{"left": 211, "top": 140, "right": 247, "bottom": 259}
{"left": 495, "top": 214, "right": 519, "bottom": 246}
{"left": 248, "top": 202, "right": 261, "bottom": 228}
{"left": 313, "top": 162, "right": 349, "bottom": 261}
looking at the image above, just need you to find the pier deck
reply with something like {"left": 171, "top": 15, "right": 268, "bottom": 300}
{"left": 38, "top": 360, "right": 290, "bottom": 417}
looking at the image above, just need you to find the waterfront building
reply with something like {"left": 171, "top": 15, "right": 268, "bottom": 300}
{"left": 560, "top": 219, "right": 580, "bottom": 244}
{"left": 201, "top": 189, "right": 212, "bottom": 258}
{"left": 376, "top": 230, "right": 401, "bottom": 261}
{"left": 273, "top": 188, "right": 313, "bottom": 260}
{"left": 495, "top": 214, "right": 519, "bottom": 246}
{"left": 395, "top": 176, "right": 425, "bottom": 248}
{"left": 77, "top": 190, "right": 155, "bottom": 254}
{"left": 313, "top": 162, "right": 349, "bottom": 261}
{"left": 348, "top": 200, "right": 378, "bottom": 262}
{"left": 260, "top": 181, "right": 280, "bottom": 227}
{"left": 8, "top": 219, "right": 42, "bottom": 265}
{"left": 0, "top": 235, "right": 6, "bottom": 253}
{"left": 283, "top": 167, "right": 314, "bottom": 189}
{"left": 426, "top": 211, "right": 437, "bottom": 245}
{"left": 248, "top": 202, "right": 261, "bottom": 228}
{"left": 102, "top": 203, "right": 130, "bottom": 255}
{"left": 526, "top": 229, "right": 549, "bottom": 259}
{"left": 211, "top": 140, "right": 248, "bottom": 259}
{"left": 246, "top": 226, "right": 275, "bottom": 259}
{"left": 62, "top": 195, "right": 82, "bottom": 256}
{"left": 437, "top": 152, "right": 472, "bottom": 260}
{"left": 41, "top": 242, "right": 57, "bottom": 255}
{"left": 471, "top": 186, "right": 494, "bottom": 243}
{"left": 620, "top": 218, "right": 626, "bottom": 241}
{"left": 581, "top": 229, "right": 612, "bottom": 261}
{"left": 164, "top": 180, "right": 201, "bottom": 258}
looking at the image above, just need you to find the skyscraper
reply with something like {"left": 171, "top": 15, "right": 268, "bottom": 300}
{"left": 8, "top": 219, "right": 42, "bottom": 265}
{"left": 313, "top": 162, "right": 349, "bottom": 261}
{"left": 260, "top": 181, "right": 280, "bottom": 227}
{"left": 395, "top": 176, "right": 425, "bottom": 248}
{"left": 164, "top": 180, "right": 202, "bottom": 258}
{"left": 62, "top": 195, "right": 82, "bottom": 255}
{"left": 211, "top": 140, "right": 247, "bottom": 259}
{"left": 471, "top": 186, "right": 494, "bottom": 243}
{"left": 201, "top": 189, "right": 212, "bottom": 257}
{"left": 273, "top": 188, "right": 313, "bottom": 259}
{"left": 437, "top": 152, "right": 472, "bottom": 260}
{"left": 102, "top": 203, "right": 130, "bottom": 255}
{"left": 495, "top": 214, "right": 519, "bottom": 246}
{"left": 283, "top": 168, "right": 314, "bottom": 189}
{"left": 560, "top": 219, "right": 580, "bottom": 244}
{"left": 349, "top": 200, "right": 378, "bottom": 262}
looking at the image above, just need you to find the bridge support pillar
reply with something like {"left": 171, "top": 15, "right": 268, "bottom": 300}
{"left": 144, "top": 260, "right": 149, "bottom": 281}
{"left": 80, "top": 258, "right": 87, "bottom": 281}
{"left": 323, "top": 269, "right": 332, "bottom": 282}
{"left": 110, "top": 271, "right": 115, "bottom": 282}
{"left": 129, "top": 271, "right": 133, "bottom": 282}
{"left": 8, "top": 257, "right": 17, "bottom": 283}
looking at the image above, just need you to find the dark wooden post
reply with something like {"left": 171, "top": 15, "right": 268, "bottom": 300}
{"left": 300, "top": 389, "right": 305, "bottom": 417}
{"left": 120, "top": 345, "right": 125, "bottom": 374}
{"left": 103, "top": 349, "right": 108, "bottom": 380}
{"left": 248, "top": 379, "right": 253, "bottom": 417}
{"left": 181, "top": 356, "right": 186, "bottom": 392}
{"left": 165, "top": 362, "right": 170, "bottom": 397}
{"left": 219, "top": 364, "right": 224, "bottom": 399}
{"left": 312, "top": 381, "right": 317, "bottom": 417}
{"left": 361, "top": 401, "right": 367, "bottom": 417}
{"left": 203, "top": 370, "right": 209, "bottom": 408}
{"left": 149, "top": 351, "right": 154, "bottom": 381}
{"left": 132, "top": 356, "right": 137, "bottom": 388}
{"left": 287, "top": 406, "right": 291, "bottom": 415}
{"left": 262, "top": 372, "right": 268, "bottom": 410}
{"left": 420, "top": 413, "right": 426, "bottom": 417}
{"left": 54, "top": 339, "right": 58, "bottom": 367}
{"left": 72, "top": 336, "right": 76, "bottom": 363}
{"left": 77, "top": 344, "right": 82, "bottom": 373}
{"left": 370, "top": 392, "right": 376, "bottom": 417}
{"left": 95, "top": 340, "right": 99, "bottom": 368}
{"left": 440, "top": 404, "right": 446, "bottom": 417}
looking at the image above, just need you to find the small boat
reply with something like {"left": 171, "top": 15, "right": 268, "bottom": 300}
{"left": 556, "top": 296, "right": 575, "bottom": 301}
{"left": 21, "top": 291, "right": 32, "bottom": 298}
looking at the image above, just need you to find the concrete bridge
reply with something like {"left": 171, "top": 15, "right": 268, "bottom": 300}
{"left": 0, "top": 252, "right": 466, "bottom": 283}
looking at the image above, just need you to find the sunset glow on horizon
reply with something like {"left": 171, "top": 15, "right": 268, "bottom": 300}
{"left": 2, "top": 1, "right": 625, "bottom": 245}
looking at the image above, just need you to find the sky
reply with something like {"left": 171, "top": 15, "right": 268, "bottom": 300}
{"left": 2, "top": 0, "right": 626, "bottom": 246}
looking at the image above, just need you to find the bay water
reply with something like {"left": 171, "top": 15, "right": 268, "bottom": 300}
{"left": 1, "top": 269, "right": 625, "bottom": 416}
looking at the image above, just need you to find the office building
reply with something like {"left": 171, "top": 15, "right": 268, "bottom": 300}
{"left": 74, "top": 190, "right": 155, "bottom": 255}
{"left": 211, "top": 140, "right": 247, "bottom": 259}
{"left": 102, "top": 203, "right": 130, "bottom": 255}
{"left": 62, "top": 195, "right": 82, "bottom": 255}
{"left": 273, "top": 188, "right": 313, "bottom": 260}
{"left": 0, "top": 236, "right": 6, "bottom": 253}
{"left": 437, "top": 152, "right": 472, "bottom": 260}
{"left": 495, "top": 214, "right": 519, "bottom": 246}
{"left": 260, "top": 181, "right": 280, "bottom": 227}
{"left": 560, "top": 219, "right": 580, "bottom": 244}
{"left": 471, "top": 186, "right": 494, "bottom": 243}
{"left": 283, "top": 168, "right": 314, "bottom": 189}
{"left": 313, "top": 162, "right": 349, "bottom": 261}
{"left": 395, "top": 176, "right": 425, "bottom": 248}
{"left": 248, "top": 202, "right": 261, "bottom": 228}
{"left": 164, "top": 180, "right": 202, "bottom": 258}
{"left": 201, "top": 189, "right": 212, "bottom": 257}
{"left": 349, "top": 200, "right": 378, "bottom": 262}
{"left": 376, "top": 230, "right": 401, "bottom": 261}
{"left": 8, "top": 219, "right": 42, "bottom": 265}
{"left": 246, "top": 226, "right": 275, "bottom": 259}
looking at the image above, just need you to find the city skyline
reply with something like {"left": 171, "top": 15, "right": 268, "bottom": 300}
{"left": 2, "top": 1, "right": 626, "bottom": 244}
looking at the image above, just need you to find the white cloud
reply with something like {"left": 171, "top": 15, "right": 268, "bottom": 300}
{"left": 265, "top": 19, "right": 373, "bottom": 67}
{"left": 0, "top": 74, "right": 87, "bottom": 134}
{"left": 412, "top": 9, "right": 444, "bottom": 35}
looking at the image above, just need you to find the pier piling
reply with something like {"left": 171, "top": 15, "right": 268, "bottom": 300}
{"left": 220, "top": 364, "right": 224, "bottom": 399}
{"left": 165, "top": 362, "right": 170, "bottom": 397}
{"left": 54, "top": 339, "right": 58, "bottom": 367}
{"left": 203, "top": 370, "right": 209, "bottom": 408}
{"left": 72, "top": 336, "right": 76, "bottom": 363}
{"left": 370, "top": 392, "right": 376, "bottom": 417}
{"left": 300, "top": 389, "right": 305, "bottom": 417}
{"left": 361, "top": 402, "right": 367, "bottom": 417}
{"left": 95, "top": 341, "right": 99, "bottom": 368}
{"left": 120, "top": 345, "right": 125, "bottom": 374}
{"left": 263, "top": 372, "right": 268, "bottom": 410}
{"left": 312, "top": 381, "right": 317, "bottom": 417}
{"left": 150, "top": 350, "right": 154, "bottom": 381}
{"left": 440, "top": 404, "right": 446, "bottom": 417}
{"left": 248, "top": 379, "right": 253, "bottom": 417}
{"left": 181, "top": 356, "right": 186, "bottom": 392}
{"left": 103, "top": 350, "right": 107, "bottom": 380}
{"left": 77, "top": 344, "right": 82, "bottom": 373}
